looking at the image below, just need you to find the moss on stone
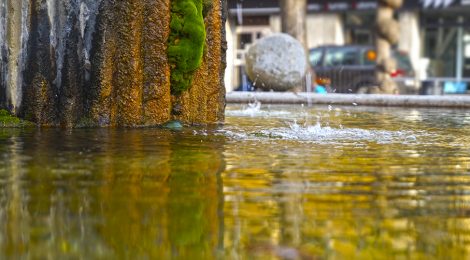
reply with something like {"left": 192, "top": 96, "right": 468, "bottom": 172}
{"left": 202, "top": 0, "right": 213, "bottom": 17}
{"left": 76, "top": 117, "right": 99, "bottom": 128}
{"left": 168, "top": 0, "right": 206, "bottom": 95}
{"left": 0, "top": 109, "right": 35, "bottom": 128}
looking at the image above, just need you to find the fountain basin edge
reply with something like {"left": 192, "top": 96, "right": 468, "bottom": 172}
{"left": 226, "top": 92, "right": 470, "bottom": 108}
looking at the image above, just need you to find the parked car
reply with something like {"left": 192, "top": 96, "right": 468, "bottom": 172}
{"left": 309, "top": 45, "right": 418, "bottom": 94}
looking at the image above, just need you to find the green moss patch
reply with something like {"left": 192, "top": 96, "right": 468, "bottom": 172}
{"left": 168, "top": 0, "right": 206, "bottom": 95}
{"left": 0, "top": 109, "right": 35, "bottom": 128}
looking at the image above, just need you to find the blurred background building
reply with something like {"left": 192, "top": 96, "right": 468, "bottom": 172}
{"left": 225, "top": 0, "right": 470, "bottom": 92}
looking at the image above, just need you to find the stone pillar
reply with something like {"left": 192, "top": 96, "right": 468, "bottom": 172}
{"left": 269, "top": 15, "right": 282, "bottom": 33}
{"left": 280, "top": 0, "right": 307, "bottom": 49}
{"left": 0, "top": 0, "right": 227, "bottom": 127}
{"left": 398, "top": 11, "right": 420, "bottom": 72}
{"left": 374, "top": 0, "right": 402, "bottom": 94}
{"left": 225, "top": 18, "right": 235, "bottom": 93}
{"left": 171, "top": 0, "right": 227, "bottom": 125}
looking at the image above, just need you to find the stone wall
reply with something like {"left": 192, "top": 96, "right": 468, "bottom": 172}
{"left": 0, "top": 0, "right": 226, "bottom": 127}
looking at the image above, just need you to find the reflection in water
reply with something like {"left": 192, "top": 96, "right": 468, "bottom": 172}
{"left": 0, "top": 129, "right": 225, "bottom": 259}
{"left": 0, "top": 105, "right": 470, "bottom": 259}
{"left": 222, "top": 105, "right": 470, "bottom": 259}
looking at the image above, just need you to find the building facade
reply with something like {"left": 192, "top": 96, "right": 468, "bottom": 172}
{"left": 225, "top": 0, "right": 470, "bottom": 91}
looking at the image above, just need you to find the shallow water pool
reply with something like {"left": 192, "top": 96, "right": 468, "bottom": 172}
{"left": 1, "top": 104, "right": 470, "bottom": 259}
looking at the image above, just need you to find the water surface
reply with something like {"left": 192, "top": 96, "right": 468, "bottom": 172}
{"left": 1, "top": 104, "right": 470, "bottom": 259}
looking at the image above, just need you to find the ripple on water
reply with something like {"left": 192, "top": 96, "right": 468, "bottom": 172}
{"left": 221, "top": 121, "right": 432, "bottom": 145}
{"left": 223, "top": 104, "right": 439, "bottom": 145}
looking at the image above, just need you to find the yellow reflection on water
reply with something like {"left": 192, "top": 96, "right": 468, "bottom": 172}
{"left": 0, "top": 129, "right": 224, "bottom": 259}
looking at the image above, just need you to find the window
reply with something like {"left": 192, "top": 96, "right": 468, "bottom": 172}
{"left": 239, "top": 33, "right": 252, "bottom": 49}
{"left": 324, "top": 48, "right": 358, "bottom": 66}
{"left": 309, "top": 49, "right": 323, "bottom": 66}
{"left": 393, "top": 51, "right": 413, "bottom": 72}
{"left": 344, "top": 13, "right": 375, "bottom": 45}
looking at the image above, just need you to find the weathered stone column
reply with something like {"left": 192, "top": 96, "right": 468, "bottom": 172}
{"left": 171, "top": 0, "right": 227, "bottom": 125}
{"left": 279, "top": 0, "right": 307, "bottom": 49}
{"left": 279, "top": 0, "right": 308, "bottom": 91}
{"left": 374, "top": 0, "right": 402, "bottom": 94}
{"left": 0, "top": 0, "right": 226, "bottom": 127}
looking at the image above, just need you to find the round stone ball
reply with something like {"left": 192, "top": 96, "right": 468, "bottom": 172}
{"left": 245, "top": 33, "right": 307, "bottom": 91}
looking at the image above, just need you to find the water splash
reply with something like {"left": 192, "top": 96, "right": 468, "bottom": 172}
{"left": 305, "top": 71, "right": 312, "bottom": 106}
{"left": 242, "top": 73, "right": 249, "bottom": 92}
{"left": 226, "top": 101, "right": 292, "bottom": 117}
{"left": 271, "top": 121, "right": 420, "bottom": 143}
{"left": 222, "top": 119, "right": 430, "bottom": 145}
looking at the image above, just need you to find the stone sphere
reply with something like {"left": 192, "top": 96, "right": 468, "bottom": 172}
{"left": 245, "top": 33, "right": 307, "bottom": 91}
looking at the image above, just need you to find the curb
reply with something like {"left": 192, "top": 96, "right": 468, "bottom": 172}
{"left": 226, "top": 92, "right": 470, "bottom": 108}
